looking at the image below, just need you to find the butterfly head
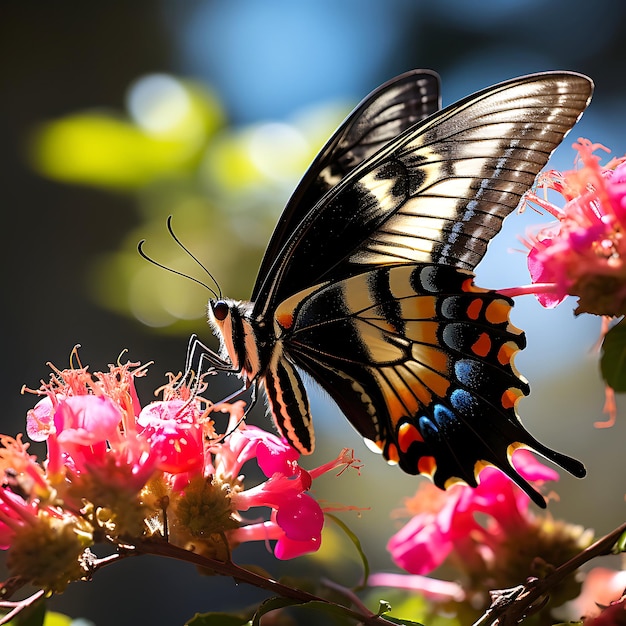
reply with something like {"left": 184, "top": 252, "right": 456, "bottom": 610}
{"left": 208, "top": 298, "right": 260, "bottom": 378}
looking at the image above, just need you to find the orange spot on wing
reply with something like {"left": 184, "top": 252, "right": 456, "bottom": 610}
{"left": 472, "top": 332, "right": 492, "bottom": 357}
{"left": 466, "top": 298, "right": 483, "bottom": 320}
{"left": 397, "top": 422, "right": 424, "bottom": 453}
{"left": 461, "top": 278, "right": 487, "bottom": 293}
{"left": 371, "top": 439, "right": 385, "bottom": 453}
{"left": 276, "top": 312, "right": 294, "bottom": 329}
{"left": 501, "top": 387, "right": 523, "bottom": 409}
{"left": 417, "top": 455, "right": 437, "bottom": 476}
{"left": 461, "top": 278, "right": 475, "bottom": 292}
{"left": 497, "top": 342, "right": 516, "bottom": 365}
{"left": 386, "top": 442, "right": 400, "bottom": 464}
{"left": 473, "top": 459, "right": 490, "bottom": 478}
{"left": 507, "top": 442, "right": 526, "bottom": 458}
{"left": 443, "top": 476, "right": 465, "bottom": 489}
{"left": 485, "top": 299, "right": 510, "bottom": 325}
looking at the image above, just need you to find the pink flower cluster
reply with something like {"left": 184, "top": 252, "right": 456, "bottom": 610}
{"left": 387, "top": 450, "right": 558, "bottom": 577}
{"left": 0, "top": 356, "right": 358, "bottom": 591}
{"left": 519, "top": 138, "right": 626, "bottom": 315}
{"left": 377, "top": 450, "right": 593, "bottom": 619}
{"left": 208, "top": 403, "right": 356, "bottom": 559}
{"left": 27, "top": 363, "right": 161, "bottom": 500}
{"left": 0, "top": 435, "right": 68, "bottom": 548}
{"left": 573, "top": 567, "right": 626, "bottom": 624}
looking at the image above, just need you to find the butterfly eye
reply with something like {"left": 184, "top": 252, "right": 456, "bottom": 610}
{"left": 211, "top": 300, "right": 230, "bottom": 321}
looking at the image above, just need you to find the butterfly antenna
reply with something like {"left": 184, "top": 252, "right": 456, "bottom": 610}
{"left": 166, "top": 215, "right": 223, "bottom": 299}
{"left": 137, "top": 239, "right": 220, "bottom": 299}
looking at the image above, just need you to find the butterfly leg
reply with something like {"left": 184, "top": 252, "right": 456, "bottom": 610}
{"left": 212, "top": 378, "right": 257, "bottom": 409}
{"left": 180, "top": 333, "right": 237, "bottom": 381}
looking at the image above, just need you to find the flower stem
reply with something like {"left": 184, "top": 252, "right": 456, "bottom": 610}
{"left": 473, "top": 521, "right": 626, "bottom": 626}
{"left": 134, "top": 538, "right": 398, "bottom": 625}
{"left": 0, "top": 588, "right": 45, "bottom": 625}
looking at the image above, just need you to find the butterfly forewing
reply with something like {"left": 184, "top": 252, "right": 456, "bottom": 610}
{"left": 253, "top": 72, "right": 593, "bottom": 319}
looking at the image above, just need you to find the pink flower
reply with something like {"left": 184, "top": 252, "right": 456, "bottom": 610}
{"left": 21, "top": 359, "right": 207, "bottom": 534}
{"left": 1, "top": 350, "right": 361, "bottom": 598}
{"left": 568, "top": 567, "right": 626, "bottom": 622}
{"left": 233, "top": 494, "right": 324, "bottom": 560}
{"left": 53, "top": 395, "right": 123, "bottom": 466}
{"left": 0, "top": 487, "right": 41, "bottom": 550}
{"left": 387, "top": 450, "right": 553, "bottom": 576}
{"left": 26, "top": 395, "right": 59, "bottom": 442}
{"left": 214, "top": 406, "right": 358, "bottom": 560}
{"left": 584, "top": 597, "right": 626, "bottom": 626}
{"left": 40, "top": 381, "right": 161, "bottom": 498}
{"left": 510, "top": 139, "right": 626, "bottom": 316}
{"left": 137, "top": 399, "right": 204, "bottom": 476}
{"left": 384, "top": 450, "right": 593, "bottom": 619}
{"left": 0, "top": 434, "right": 94, "bottom": 593}
{"left": 16, "top": 354, "right": 359, "bottom": 573}
{"left": 209, "top": 402, "right": 300, "bottom": 481}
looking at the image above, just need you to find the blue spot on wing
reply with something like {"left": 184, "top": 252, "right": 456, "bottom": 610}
{"left": 450, "top": 388, "right": 476, "bottom": 413}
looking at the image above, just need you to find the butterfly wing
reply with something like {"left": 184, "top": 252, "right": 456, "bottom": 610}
{"left": 245, "top": 71, "right": 592, "bottom": 506}
{"left": 253, "top": 71, "right": 593, "bottom": 320}
{"left": 280, "top": 264, "right": 584, "bottom": 507}
{"left": 252, "top": 69, "right": 441, "bottom": 303}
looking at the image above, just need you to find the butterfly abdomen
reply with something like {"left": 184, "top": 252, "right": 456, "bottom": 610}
{"left": 263, "top": 349, "right": 314, "bottom": 454}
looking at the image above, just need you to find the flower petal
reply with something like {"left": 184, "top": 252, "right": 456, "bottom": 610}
{"left": 387, "top": 513, "right": 454, "bottom": 575}
{"left": 275, "top": 493, "right": 323, "bottom": 542}
{"left": 274, "top": 533, "right": 321, "bottom": 560}
{"left": 255, "top": 432, "right": 300, "bottom": 477}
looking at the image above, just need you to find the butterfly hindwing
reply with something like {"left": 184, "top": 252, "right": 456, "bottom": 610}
{"left": 278, "top": 264, "right": 583, "bottom": 506}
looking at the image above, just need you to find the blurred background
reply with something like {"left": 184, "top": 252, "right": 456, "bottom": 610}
{"left": 2, "top": 1, "right": 625, "bottom": 623}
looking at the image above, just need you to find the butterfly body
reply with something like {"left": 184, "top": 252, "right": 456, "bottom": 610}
{"left": 203, "top": 70, "right": 594, "bottom": 507}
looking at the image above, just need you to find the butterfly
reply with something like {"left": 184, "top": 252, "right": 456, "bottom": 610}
{"left": 182, "top": 70, "right": 594, "bottom": 507}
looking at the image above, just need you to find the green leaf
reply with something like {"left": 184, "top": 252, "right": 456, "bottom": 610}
{"left": 186, "top": 612, "right": 250, "bottom": 626}
{"left": 600, "top": 319, "right": 626, "bottom": 391}
{"left": 251, "top": 597, "right": 303, "bottom": 626}
{"left": 325, "top": 513, "right": 370, "bottom": 589}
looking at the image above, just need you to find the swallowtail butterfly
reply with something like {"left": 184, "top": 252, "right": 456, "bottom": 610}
{"left": 185, "top": 70, "right": 594, "bottom": 507}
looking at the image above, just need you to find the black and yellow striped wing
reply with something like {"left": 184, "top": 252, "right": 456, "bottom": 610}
{"left": 278, "top": 264, "right": 582, "bottom": 507}
{"left": 251, "top": 71, "right": 593, "bottom": 507}
{"left": 252, "top": 69, "right": 441, "bottom": 305}
{"left": 253, "top": 72, "right": 593, "bottom": 319}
